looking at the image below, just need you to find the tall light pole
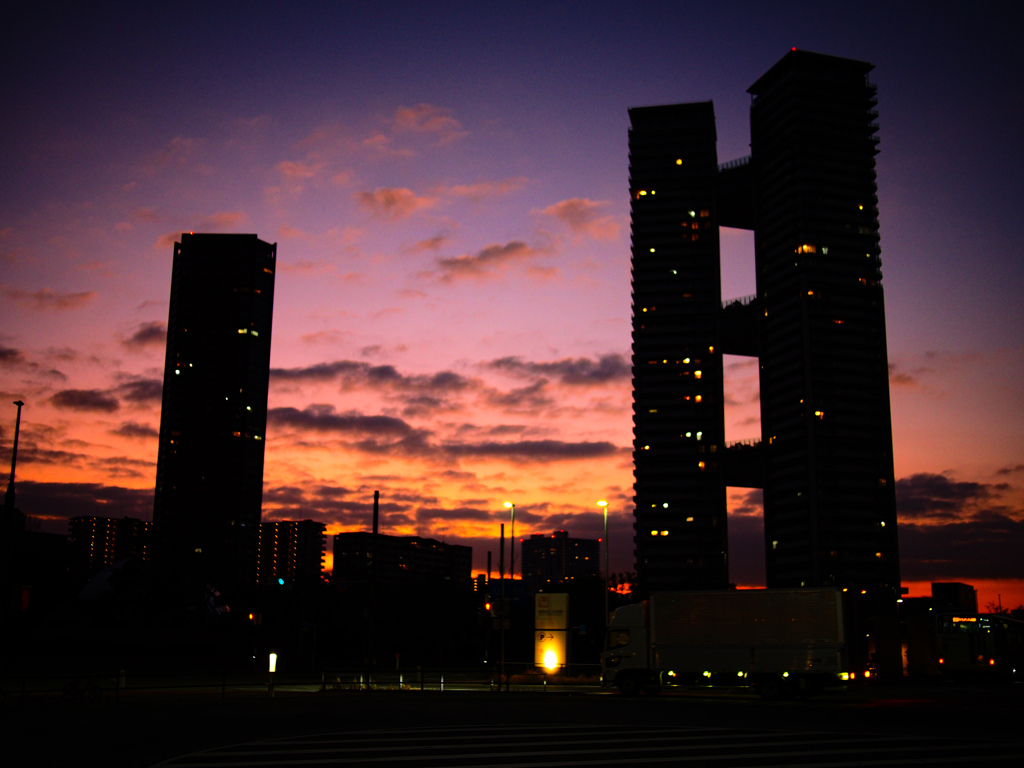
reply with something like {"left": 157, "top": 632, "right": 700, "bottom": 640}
{"left": 597, "top": 500, "right": 609, "bottom": 623}
{"left": 4, "top": 400, "right": 25, "bottom": 512}
{"left": 504, "top": 502, "right": 515, "bottom": 585}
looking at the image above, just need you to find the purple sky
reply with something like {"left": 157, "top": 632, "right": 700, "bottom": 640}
{"left": 2, "top": 1, "right": 1022, "bottom": 606}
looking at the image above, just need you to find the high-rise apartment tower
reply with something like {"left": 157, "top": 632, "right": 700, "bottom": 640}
{"left": 153, "top": 233, "right": 277, "bottom": 590}
{"left": 630, "top": 51, "right": 900, "bottom": 601}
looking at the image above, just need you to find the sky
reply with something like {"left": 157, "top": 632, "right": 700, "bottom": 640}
{"left": 2, "top": 1, "right": 1022, "bottom": 608}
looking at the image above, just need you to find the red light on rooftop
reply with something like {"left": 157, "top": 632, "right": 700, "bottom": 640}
{"left": 791, "top": 47, "right": 797, "bottom": 51}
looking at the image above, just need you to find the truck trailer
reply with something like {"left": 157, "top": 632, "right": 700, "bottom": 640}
{"left": 602, "top": 588, "right": 857, "bottom": 698}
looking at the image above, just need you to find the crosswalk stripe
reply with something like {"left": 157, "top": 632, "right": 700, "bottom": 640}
{"left": 153, "top": 725, "right": 1019, "bottom": 768}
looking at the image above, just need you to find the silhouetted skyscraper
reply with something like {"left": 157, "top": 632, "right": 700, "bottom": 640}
{"left": 629, "top": 102, "right": 729, "bottom": 592}
{"left": 630, "top": 50, "right": 900, "bottom": 599}
{"left": 153, "top": 233, "right": 276, "bottom": 591}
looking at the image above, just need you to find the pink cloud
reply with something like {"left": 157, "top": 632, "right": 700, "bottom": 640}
{"left": 392, "top": 104, "right": 468, "bottom": 145}
{"left": 275, "top": 159, "right": 324, "bottom": 181}
{"left": 356, "top": 187, "right": 437, "bottom": 219}
{"left": 2, "top": 285, "right": 96, "bottom": 310}
{"left": 195, "top": 211, "right": 248, "bottom": 230}
{"left": 435, "top": 241, "right": 546, "bottom": 283}
{"left": 537, "top": 197, "right": 620, "bottom": 240}
{"left": 439, "top": 177, "right": 528, "bottom": 202}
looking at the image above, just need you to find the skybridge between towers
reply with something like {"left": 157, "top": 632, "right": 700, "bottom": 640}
{"left": 629, "top": 50, "right": 901, "bottom": 677}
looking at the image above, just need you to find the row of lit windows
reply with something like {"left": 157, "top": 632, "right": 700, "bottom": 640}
{"left": 231, "top": 431, "right": 264, "bottom": 440}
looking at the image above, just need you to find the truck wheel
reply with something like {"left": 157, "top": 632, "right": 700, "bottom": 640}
{"left": 617, "top": 673, "right": 641, "bottom": 697}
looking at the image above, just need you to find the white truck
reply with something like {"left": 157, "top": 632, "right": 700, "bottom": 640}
{"left": 601, "top": 588, "right": 853, "bottom": 698}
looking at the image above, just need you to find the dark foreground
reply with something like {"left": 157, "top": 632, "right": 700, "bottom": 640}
{"left": 5, "top": 681, "right": 1022, "bottom": 767}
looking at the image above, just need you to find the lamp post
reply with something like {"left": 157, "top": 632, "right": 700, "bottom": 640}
{"left": 503, "top": 501, "right": 514, "bottom": 693}
{"left": 503, "top": 501, "right": 515, "bottom": 585}
{"left": 597, "top": 500, "right": 609, "bottom": 623}
{"left": 4, "top": 400, "right": 25, "bottom": 512}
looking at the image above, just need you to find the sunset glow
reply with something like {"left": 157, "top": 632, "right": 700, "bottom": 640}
{"left": 2, "top": 3, "right": 1021, "bottom": 608}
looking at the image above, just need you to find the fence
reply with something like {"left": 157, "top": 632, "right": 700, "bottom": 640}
{"left": 2, "top": 663, "right": 602, "bottom": 704}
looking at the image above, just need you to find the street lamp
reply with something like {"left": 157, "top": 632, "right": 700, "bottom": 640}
{"left": 597, "top": 500, "right": 609, "bottom": 622}
{"left": 504, "top": 502, "right": 515, "bottom": 585}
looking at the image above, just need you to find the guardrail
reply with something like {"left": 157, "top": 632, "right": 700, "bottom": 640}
{"left": 2, "top": 664, "right": 603, "bottom": 704}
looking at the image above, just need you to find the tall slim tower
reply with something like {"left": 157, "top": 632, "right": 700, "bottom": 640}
{"left": 153, "top": 233, "right": 276, "bottom": 591}
{"left": 629, "top": 50, "right": 899, "bottom": 604}
{"left": 750, "top": 52, "right": 899, "bottom": 594}
{"left": 629, "top": 103, "right": 729, "bottom": 593}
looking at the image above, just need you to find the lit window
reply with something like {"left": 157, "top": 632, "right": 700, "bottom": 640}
{"left": 662, "top": 503, "right": 669, "bottom": 508}
{"left": 675, "top": 159, "right": 682, "bottom": 165}
{"left": 650, "top": 530, "right": 658, "bottom": 536}
{"left": 797, "top": 244, "right": 816, "bottom": 254}
{"left": 699, "top": 210, "right": 709, "bottom": 217}
{"left": 643, "top": 445, "right": 650, "bottom": 450}
{"left": 686, "top": 516, "right": 694, "bottom": 523}
{"left": 238, "top": 328, "right": 248, "bottom": 334}
{"left": 251, "top": 330, "right": 259, "bottom": 336}
{"left": 698, "top": 461, "right": 705, "bottom": 469}
{"left": 264, "top": 267, "right": 274, "bottom": 274}
{"left": 688, "top": 210, "right": 696, "bottom": 217}
{"left": 814, "top": 410, "right": 824, "bottom": 419}
{"left": 649, "top": 247, "right": 655, "bottom": 253}
{"left": 659, "top": 530, "right": 669, "bottom": 536}
{"left": 694, "top": 370, "right": 702, "bottom": 379}
{"left": 695, "top": 395, "right": 702, "bottom": 403}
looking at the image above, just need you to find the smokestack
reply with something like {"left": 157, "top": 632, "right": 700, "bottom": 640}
{"left": 372, "top": 490, "right": 379, "bottom": 535}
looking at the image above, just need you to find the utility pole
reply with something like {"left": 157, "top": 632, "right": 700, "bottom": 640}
{"left": 4, "top": 400, "right": 25, "bottom": 512}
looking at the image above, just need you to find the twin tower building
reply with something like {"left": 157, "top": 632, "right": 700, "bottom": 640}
{"left": 630, "top": 49, "right": 900, "bottom": 603}
{"left": 152, "top": 50, "right": 900, "bottom": 612}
